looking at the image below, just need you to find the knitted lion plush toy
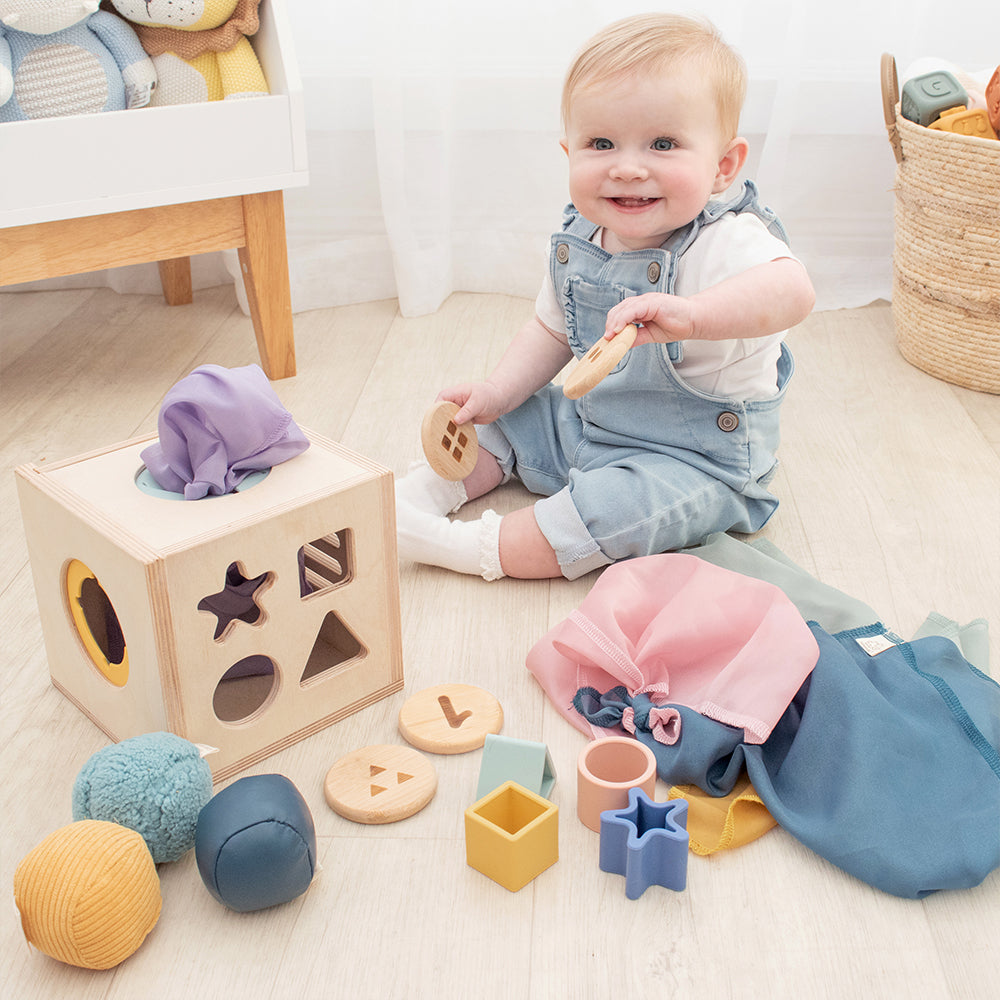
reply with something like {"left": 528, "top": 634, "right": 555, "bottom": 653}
{"left": 107, "top": 0, "right": 267, "bottom": 105}
{"left": 0, "top": 0, "right": 156, "bottom": 121}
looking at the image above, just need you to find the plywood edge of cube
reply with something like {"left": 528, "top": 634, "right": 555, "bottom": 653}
{"left": 210, "top": 677, "right": 406, "bottom": 784}
{"left": 16, "top": 434, "right": 158, "bottom": 474}
{"left": 300, "top": 427, "right": 395, "bottom": 480}
{"left": 15, "top": 459, "right": 161, "bottom": 564}
{"left": 49, "top": 679, "right": 126, "bottom": 744}
{"left": 15, "top": 471, "right": 173, "bottom": 741}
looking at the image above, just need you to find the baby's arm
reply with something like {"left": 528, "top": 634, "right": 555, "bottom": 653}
{"left": 441, "top": 316, "right": 573, "bottom": 425}
{"left": 604, "top": 257, "right": 815, "bottom": 346}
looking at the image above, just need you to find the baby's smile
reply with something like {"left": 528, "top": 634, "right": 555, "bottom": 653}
{"left": 609, "top": 196, "right": 661, "bottom": 208}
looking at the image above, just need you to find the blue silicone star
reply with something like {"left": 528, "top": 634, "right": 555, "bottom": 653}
{"left": 599, "top": 788, "right": 689, "bottom": 899}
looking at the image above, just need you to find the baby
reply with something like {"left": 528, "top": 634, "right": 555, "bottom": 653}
{"left": 395, "top": 12, "right": 815, "bottom": 581}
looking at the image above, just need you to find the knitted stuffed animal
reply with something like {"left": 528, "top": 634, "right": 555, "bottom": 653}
{"left": 0, "top": 0, "right": 156, "bottom": 122}
{"left": 107, "top": 0, "right": 267, "bottom": 105}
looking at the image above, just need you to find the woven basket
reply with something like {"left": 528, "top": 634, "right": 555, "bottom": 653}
{"left": 881, "top": 54, "right": 1000, "bottom": 394}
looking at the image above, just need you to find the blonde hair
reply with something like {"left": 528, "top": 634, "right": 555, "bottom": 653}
{"left": 561, "top": 13, "right": 747, "bottom": 139}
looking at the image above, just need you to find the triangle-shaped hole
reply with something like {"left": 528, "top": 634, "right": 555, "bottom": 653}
{"left": 300, "top": 611, "right": 367, "bottom": 685}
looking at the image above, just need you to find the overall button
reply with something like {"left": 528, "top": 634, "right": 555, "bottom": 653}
{"left": 717, "top": 412, "right": 740, "bottom": 432}
{"left": 555, "top": 243, "right": 570, "bottom": 264}
{"left": 646, "top": 261, "right": 661, "bottom": 283}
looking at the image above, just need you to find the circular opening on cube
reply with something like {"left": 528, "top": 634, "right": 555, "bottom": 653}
{"left": 133, "top": 465, "right": 270, "bottom": 500}
{"left": 213, "top": 656, "right": 278, "bottom": 724}
{"left": 65, "top": 559, "right": 129, "bottom": 687}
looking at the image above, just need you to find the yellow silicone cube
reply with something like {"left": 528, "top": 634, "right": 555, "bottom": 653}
{"left": 929, "top": 106, "right": 998, "bottom": 140}
{"left": 465, "top": 781, "right": 558, "bottom": 892}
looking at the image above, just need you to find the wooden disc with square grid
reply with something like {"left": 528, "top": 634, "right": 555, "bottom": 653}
{"left": 421, "top": 401, "right": 479, "bottom": 480}
{"left": 562, "top": 324, "right": 638, "bottom": 400}
{"left": 324, "top": 744, "right": 437, "bottom": 824}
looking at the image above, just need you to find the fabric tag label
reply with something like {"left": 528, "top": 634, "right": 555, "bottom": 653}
{"left": 856, "top": 633, "right": 899, "bottom": 657}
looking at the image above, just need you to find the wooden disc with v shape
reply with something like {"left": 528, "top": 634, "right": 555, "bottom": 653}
{"left": 398, "top": 684, "right": 503, "bottom": 754}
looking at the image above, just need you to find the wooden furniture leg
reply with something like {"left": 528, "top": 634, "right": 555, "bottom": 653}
{"left": 0, "top": 191, "right": 297, "bottom": 380}
{"left": 238, "top": 191, "right": 296, "bottom": 380}
{"left": 157, "top": 257, "right": 193, "bottom": 306}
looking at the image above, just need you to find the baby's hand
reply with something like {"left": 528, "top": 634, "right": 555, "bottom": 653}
{"left": 604, "top": 293, "right": 696, "bottom": 346}
{"left": 438, "top": 382, "right": 506, "bottom": 426}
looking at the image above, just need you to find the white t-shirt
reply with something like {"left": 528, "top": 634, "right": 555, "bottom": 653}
{"left": 535, "top": 211, "right": 797, "bottom": 399}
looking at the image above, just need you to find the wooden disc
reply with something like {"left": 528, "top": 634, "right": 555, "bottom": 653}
{"left": 562, "top": 324, "right": 638, "bottom": 400}
{"left": 420, "top": 401, "right": 479, "bottom": 480}
{"left": 324, "top": 744, "right": 437, "bottom": 824}
{"left": 398, "top": 684, "right": 503, "bottom": 754}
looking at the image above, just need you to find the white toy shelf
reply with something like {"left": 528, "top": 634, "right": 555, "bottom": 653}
{"left": 0, "top": 0, "right": 308, "bottom": 379}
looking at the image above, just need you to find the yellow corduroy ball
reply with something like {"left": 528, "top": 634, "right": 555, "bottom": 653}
{"left": 13, "top": 820, "right": 162, "bottom": 970}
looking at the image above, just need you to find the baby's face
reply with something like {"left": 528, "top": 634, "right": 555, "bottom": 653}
{"left": 562, "top": 68, "right": 737, "bottom": 252}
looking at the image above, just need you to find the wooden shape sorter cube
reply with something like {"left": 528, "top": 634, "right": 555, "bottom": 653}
{"left": 15, "top": 428, "right": 403, "bottom": 783}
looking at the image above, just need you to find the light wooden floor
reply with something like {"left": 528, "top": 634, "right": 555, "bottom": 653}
{"left": 2, "top": 286, "right": 998, "bottom": 1000}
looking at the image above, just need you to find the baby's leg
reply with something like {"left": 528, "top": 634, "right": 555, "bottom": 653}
{"left": 462, "top": 446, "right": 506, "bottom": 500}
{"left": 498, "top": 507, "right": 562, "bottom": 578}
{"left": 395, "top": 444, "right": 505, "bottom": 515}
{"left": 396, "top": 385, "right": 571, "bottom": 580}
{"left": 395, "top": 446, "right": 510, "bottom": 580}
{"left": 395, "top": 500, "right": 560, "bottom": 581}
{"left": 395, "top": 450, "right": 560, "bottom": 580}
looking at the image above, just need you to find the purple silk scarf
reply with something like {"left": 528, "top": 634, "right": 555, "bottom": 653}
{"left": 141, "top": 364, "right": 309, "bottom": 499}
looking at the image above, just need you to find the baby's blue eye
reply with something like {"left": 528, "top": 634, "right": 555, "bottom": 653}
{"left": 591, "top": 138, "right": 614, "bottom": 150}
{"left": 652, "top": 138, "right": 675, "bottom": 151}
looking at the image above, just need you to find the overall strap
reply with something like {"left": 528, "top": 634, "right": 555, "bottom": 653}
{"left": 668, "top": 180, "right": 790, "bottom": 259}
{"left": 559, "top": 204, "right": 602, "bottom": 240}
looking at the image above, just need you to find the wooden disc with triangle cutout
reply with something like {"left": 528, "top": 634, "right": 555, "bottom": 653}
{"left": 324, "top": 744, "right": 437, "bottom": 824}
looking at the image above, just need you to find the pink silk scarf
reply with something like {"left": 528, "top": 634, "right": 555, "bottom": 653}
{"left": 526, "top": 553, "right": 819, "bottom": 745}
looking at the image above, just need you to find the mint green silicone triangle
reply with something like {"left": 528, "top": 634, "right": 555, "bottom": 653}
{"left": 476, "top": 734, "right": 557, "bottom": 801}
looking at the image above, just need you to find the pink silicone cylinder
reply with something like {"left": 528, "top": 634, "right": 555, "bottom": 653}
{"left": 576, "top": 737, "right": 658, "bottom": 832}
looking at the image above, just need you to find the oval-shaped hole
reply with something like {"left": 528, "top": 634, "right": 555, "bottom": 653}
{"left": 212, "top": 656, "right": 278, "bottom": 724}
{"left": 66, "top": 559, "right": 129, "bottom": 687}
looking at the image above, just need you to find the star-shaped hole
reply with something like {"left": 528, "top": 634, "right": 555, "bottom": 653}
{"left": 198, "top": 562, "right": 274, "bottom": 640}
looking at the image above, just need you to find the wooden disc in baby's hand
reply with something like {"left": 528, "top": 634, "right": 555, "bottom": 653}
{"left": 562, "top": 324, "right": 638, "bottom": 400}
{"left": 421, "top": 400, "right": 479, "bottom": 480}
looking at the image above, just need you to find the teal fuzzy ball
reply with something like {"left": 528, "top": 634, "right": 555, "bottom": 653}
{"left": 72, "top": 732, "right": 213, "bottom": 863}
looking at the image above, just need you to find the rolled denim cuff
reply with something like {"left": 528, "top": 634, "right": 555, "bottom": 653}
{"left": 533, "top": 488, "right": 612, "bottom": 580}
{"left": 474, "top": 423, "right": 516, "bottom": 481}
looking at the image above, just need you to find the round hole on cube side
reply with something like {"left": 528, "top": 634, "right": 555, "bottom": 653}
{"left": 213, "top": 656, "right": 278, "bottom": 724}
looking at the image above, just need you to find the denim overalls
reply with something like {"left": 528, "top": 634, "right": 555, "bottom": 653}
{"left": 477, "top": 181, "right": 795, "bottom": 580}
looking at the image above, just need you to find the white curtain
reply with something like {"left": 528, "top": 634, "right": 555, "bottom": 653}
{"left": 11, "top": 0, "right": 998, "bottom": 315}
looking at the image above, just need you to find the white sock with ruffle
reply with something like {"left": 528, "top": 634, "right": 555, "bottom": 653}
{"left": 395, "top": 501, "right": 504, "bottom": 581}
{"left": 395, "top": 461, "right": 468, "bottom": 516}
